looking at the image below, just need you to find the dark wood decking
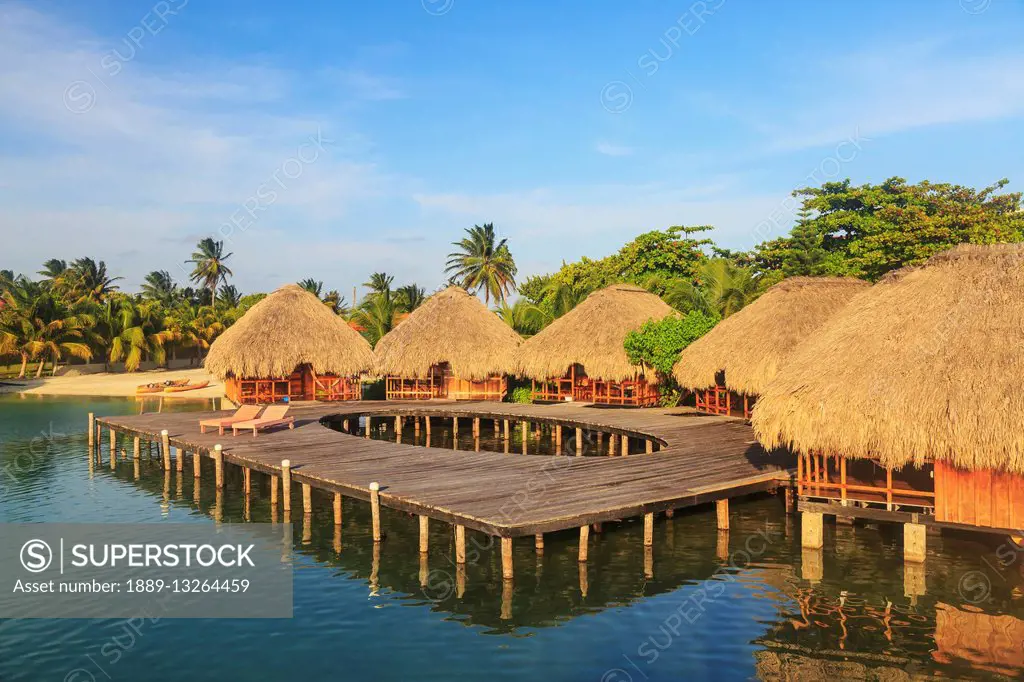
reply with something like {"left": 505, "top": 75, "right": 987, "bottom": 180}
{"left": 97, "top": 401, "right": 792, "bottom": 537}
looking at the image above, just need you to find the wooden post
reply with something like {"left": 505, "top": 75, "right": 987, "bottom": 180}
{"left": 281, "top": 459, "right": 292, "bottom": 513}
{"left": 621, "top": 434, "right": 629, "bottom": 457}
{"left": 419, "top": 516, "right": 429, "bottom": 553}
{"left": 133, "top": 436, "right": 140, "bottom": 460}
{"left": 415, "top": 418, "right": 421, "bottom": 436}
{"left": 643, "top": 513, "right": 654, "bottom": 546}
{"left": 109, "top": 427, "right": 116, "bottom": 461}
{"left": 213, "top": 444, "right": 224, "bottom": 489}
{"left": 645, "top": 440, "right": 653, "bottom": 455}
{"left": 426, "top": 416, "right": 432, "bottom": 436}
{"left": 904, "top": 523, "right": 926, "bottom": 563}
{"left": 555, "top": 425, "right": 562, "bottom": 455}
{"left": 801, "top": 511, "right": 824, "bottom": 549}
{"left": 503, "top": 419, "right": 510, "bottom": 440}
{"left": 87, "top": 413, "right": 95, "bottom": 451}
{"left": 302, "top": 483, "right": 312, "bottom": 515}
{"left": 473, "top": 417, "right": 480, "bottom": 437}
{"left": 176, "top": 444, "right": 184, "bottom": 472}
{"left": 501, "top": 537, "right": 513, "bottom": 581}
{"left": 716, "top": 499, "right": 730, "bottom": 530}
{"left": 521, "top": 421, "right": 528, "bottom": 455}
{"left": 369, "top": 481, "right": 381, "bottom": 542}
{"left": 193, "top": 443, "right": 202, "bottom": 478}
{"left": 333, "top": 493, "right": 342, "bottom": 525}
{"left": 243, "top": 467, "right": 251, "bottom": 497}
{"left": 160, "top": 430, "right": 170, "bottom": 471}
{"left": 271, "top": 474, "right": 279, "bottom": 507}
{"left": 365, "top": 416, "right": 371, "bottom": 439}
{"left": 576, "top": 427, "right": 583, "bottom": 456}
{"left": 395, "top": 415, "right": 402, "bottom": 439}
{"left": 453, "top": 417, "right": 458, "bottom": 440}
{"left": 609, "top": 433, "right": 617, "bottom": 456}
{"left": 534, "top": 533, "right": 544, "bottom": 552}
{"left": 578, "top": 525, "right": 589, "bottom": 562}
{"left": 454, "top": 524, "right": 466, "bottom": 564}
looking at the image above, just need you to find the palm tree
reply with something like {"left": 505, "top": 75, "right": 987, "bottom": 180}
{"left": 352, "top": 289, "right": 398, "bottom": 346}
{"left": 108, "top": 298, "right": 174, "bottom": 371}
{"left": 495, "top": 299, "right": 548, "bottom": 336}
{"left": 395, "top": 284, "right": 425, "bottom": 313}
{"left": 187, "top": 238, "right": 233, "bottom": 305}
{"left": 322, "top": 290, "right": 348, "bottom": 316}
{"left": 445, "top": 223, "right": 517, "bottom": 304}
{"left": 539, "top": 277, "right": 590, "bottom": 319}
{"left": 1, "top": 284, "right": 95, "bottom": 377}
{"left": 665, "top": 258, "right": 759, "bottom": 318}
{"left": 168, "top": 303, "right": 225, "bottom": 363}
{"left": 362, "top": 272, "right": 394, "bottom": 296}
{"left": 215, "top": 284, "right": 241, "bottom": 309}
{"left": 298, "top": 279, "right": 323, "bottom": 297}
{"left": 141, "top": 270, "right": 178, "bottom": 306}
{"left": 0, "top": 270, "right": 15, "bottom": 294}
{"left": 68, "top": 257, "right": 122, "bottom": 304}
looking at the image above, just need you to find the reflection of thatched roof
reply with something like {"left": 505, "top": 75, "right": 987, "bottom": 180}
{"left": 373, "top": 286, "right": 522, "bottom": 380}
{"left": 753, "top": 244, "right": 1024, "bottom": 474}
{"left": 674, "top": 277, "right": 868, "bottom": 395}
{"left": 205, "top": 284, "right": 373, "bottom": 379}
{"left": 515, "top": 284, "right": 675, "bottom": 382}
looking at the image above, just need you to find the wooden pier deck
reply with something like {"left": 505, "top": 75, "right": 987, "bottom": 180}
{"left": 95, "top": 401, "right": 792, "bottom": 539}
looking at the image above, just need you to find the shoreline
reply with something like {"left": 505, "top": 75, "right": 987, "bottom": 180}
{"left": 0, "top": 367, "right": 222, "bottom": 400}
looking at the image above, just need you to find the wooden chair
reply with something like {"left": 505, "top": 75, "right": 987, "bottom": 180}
{"left": 231, "top": 405, "right": 295, "bottom": 437}
{"left": 199, "top": 405, "right": 262, "bottom": 435}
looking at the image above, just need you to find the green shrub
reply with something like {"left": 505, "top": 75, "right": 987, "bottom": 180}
{"left": 623, "top": 310, "right": 720, "bottom": 376}
{"left": 509, "top": 386, "right": 533, "bottom": 404}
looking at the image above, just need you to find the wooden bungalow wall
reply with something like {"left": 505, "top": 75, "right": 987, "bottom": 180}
{"left": 934, "top": 461, "right": 1024, "bottom": 529}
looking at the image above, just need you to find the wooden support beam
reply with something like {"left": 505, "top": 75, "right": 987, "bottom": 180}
{"left": 243, "top": 467, "right": 251, "bottom": 497}
{"left": 801, "top": 511, "right": 823, "bottom": 549}
{"left": 193, "top": 444, "right": 202, "bottom": 478}
{"left": 160, "top": 430, "right": 170, "bottom": 471}
{"left": 281, "top": 459, "right": 292, "bottom": 512}
{"left": 576, "top": 427, "right": 583, "bottom": 456}
{"left": 302, "top": 483, "right": 312, "bottom": 515}
{"left": 716, "top": 499, "right": 730, "bottom": 530}
{"left": 503, "top": 419, "right": 509, "bottom": 440}
{"left": 578, "top": 525, "right": 589, "bottom": 562}
{"left": 521, "top": 422, "right": 528, "bottom": 455}
{"left": 621, "top": 434, "right": 629, "bottom": 457}
{"left": 473, "top": 417, "right": 480, "bottom": 437}
{"left": 453, "top": 417, "right": 459, "bottom": 440}
{"left": 643, "top": 513, "right": 654, "bottom": 546}
{"left": 608, "top": 433, "right": 616, "bottom": 456}
{"left": 419, "top": 516, "right": 429, "bottom": 553}
{"left": 369, "top": 481, "right": 381, "bottom": 542}
{"left": 213, "top": 444, "right": 224, "bottom": 489}
{"left": 904, "top": 523, "right": 926, "bottom": 563}
{"left": 109, "top": 427, "right": 116, "bottom": 462}
{"left": 132, "top": 436, "right": 140, "bottom": 460}
{"left": 270, "top": 473, "right": 279, "bottom": 507}
{"left": 88, "top": 413, "right": 95, "bottom": 451}
{"left": 534, "top": 533, "right": 544, "bottom": 552}
{"left": 176, "top": 444, "right": 184, "bottom": 472}
{"left": 334, "top": 493, "right": 342, "bottom": 526}
{"left": 501, "top": 537, "right": 513, "bottom": 581}
{"left": 454, "top": 524, "right": 466, "bottom": 564}
{"left": 365, "top": 416, "right": 371, "bottom": 439}
{"left": 645, "top": 439, "right": 653, "bottom": 455}
{"left": 555, "top": 425, "right": 562, "bottom": 455}
{"left": 426, "top": 416, "right": 432, "bottom": 436}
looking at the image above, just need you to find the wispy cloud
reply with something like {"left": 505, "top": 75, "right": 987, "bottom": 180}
{"left": 595, "top": 140, "right": 634, "bottom": 157}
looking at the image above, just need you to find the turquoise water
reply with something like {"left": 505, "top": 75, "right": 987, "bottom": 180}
{"left": 2, "top": 395, "right": 1024, "bottom": 681}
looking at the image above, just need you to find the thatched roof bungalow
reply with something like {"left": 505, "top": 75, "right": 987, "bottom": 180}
{"left": 753, "top": 244, "right": 1024, "bottom": 531}
{"left": 515, "top": 284, "right": 675, "bottom": 406}
{"left": 206, "top": 284, "right": 373, "bottom": 404}
{"left": 674, "top": 276, "right": 868, "bottom": 417}
{"left": 373, "top": 286, "right": 522, "bottom": 400}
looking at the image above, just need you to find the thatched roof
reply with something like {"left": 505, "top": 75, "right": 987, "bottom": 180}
{"left": 515, "top": 284, "right": 675, "bottom": 382}
{"left": 673, "top": 277, "right": 869, "bottom": 395}
{"left": 373, "top": 286, "right": 521, "bottom": 380}
{"left": 205, "top": 284, "right": 373, "bottom": 379}
{"left": 753, "top": 244, "right": 1024, "bottom": 474}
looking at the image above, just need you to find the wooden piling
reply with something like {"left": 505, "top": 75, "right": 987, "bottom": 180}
{"left": 501, "top": 537, "right": 513, "bottom": 581}
{"left": 243, "top": 467, "right": 251, "bottom": 496}
{"left": 160, "top": 430, "right": 170, "bottom": 471}
{"left": 133, "top": 436, "right": 140, "bottom": 460}
{"left": 453, "top": 417, "right": 458, "bottom": 439}
{"left": 473, "top": 417, "right": 480, "bottom": 437}
{"left": 716, "top": 499, "right": 730, "bottom": 530}
{"left": 608, "top": 433, "right": 616, "bottom": 456}
{"left": 426, "top": 416, "right": 432, "bottom": 436}
{"left": 643, "top": 512, "right": 654, "bottom": 546}
{"left": 904, "top": 523, "right": 926, "bottom": 563}
{"left": 646, "top": 439, "right": 653, "bottom": 455}
{"left": 365, "top": 416, "right": 371, "bottom": 439}
{"left": 578, "top": 525, "right": 589, "bottom": 562}
{"left": 534, "top": 533, "right": 544, "bottom": 552}
{"left": 801, "top": 511, "right": 823, "bottom": 549}
{"left": 109, "top": 427, "right": 116, "bottom": 461}
{"left": 193, "top": 444, "right": 202, "bottom": 478}
{"left": 333, "top": 492, "right": 342, "bottom": 525}
{"left": 270, "top": 474, "right": 279, "bottom": 507}
{"left": 302, "top": 483, "right": 312, "bottom": 515}
{"left": 369, "top": 481, "right": 381, "bottom": 542}
{"left": 454, "top": 524, "right": 466, "bottom": 564}
{"left": 503, "top": 419, "right": 510, "bottom": 440}
{"left": 176, "top": 445, "right": 184, "bottom": 472}
{"left": 521, "top": 421, "right": 528, "bottom": 455}
{"left": 555, "top": 425, "right": 562, "bottom": 454}
{"left": 88, "top": 413, "right": 95, "bottom": 451}
{"left": 414, "top": 418, "right": 421, "bottom": 436}
{"left": 419, "top": 516, "right": 429, "bottom": 553}
{"left": 621, "top": 434, "right": 629, "bottom": 457}
{"left": 281, "top": 459, "right": 292, "bottom": 512}
{"left": 213, "top": 444, "right": 224, "bottom": 489}
{"left": 576, "top": 427, "right": 583, "bottom": 456}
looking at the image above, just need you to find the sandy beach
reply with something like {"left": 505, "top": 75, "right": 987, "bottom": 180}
{"left": 0, "top": 367, "right": 222, "bottom": 399}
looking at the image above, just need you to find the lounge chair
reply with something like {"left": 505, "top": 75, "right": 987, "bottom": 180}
{"left": 231, "top": 405, "right": 295, "bottom": 437}
{"left": 199, "top": 405, "right": 262, "bottom": 435}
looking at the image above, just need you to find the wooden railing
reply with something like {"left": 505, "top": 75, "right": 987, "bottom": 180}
{"left": 798, "top": 453, "right": 935, "bottom": 510}
{"left": 592, "top": 380, "right": 660, "bottom": 407}
{"left": 386, "top": 377, "right": 444, "bottom": 400}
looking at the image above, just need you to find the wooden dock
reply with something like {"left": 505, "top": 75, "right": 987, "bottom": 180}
{"left": 93, "top": 401, "right": 792, "bottom": 581}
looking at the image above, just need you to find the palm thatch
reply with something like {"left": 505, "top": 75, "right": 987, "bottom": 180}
{"left": 673, "top": 277, "right": 869, "bottom": 395}
{"left": 753, "top": 244, "right": 1024, "bottom": 474}
{"left": 373, "top": 286, "right": 521, "bottom": 380}
{"left": 205, "top": 284, "right": 373, "bottom": 379}
{"left": 515, "top": 284, "right": 675, "bottom": 382}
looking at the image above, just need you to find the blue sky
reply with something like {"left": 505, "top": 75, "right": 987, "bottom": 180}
{"left": 2, "top": 0, "right": 1023, "bottom": 301}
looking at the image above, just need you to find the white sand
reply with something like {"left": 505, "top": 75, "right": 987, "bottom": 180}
{"left": 2, "top": 368, "right": 222, "bottom": 399}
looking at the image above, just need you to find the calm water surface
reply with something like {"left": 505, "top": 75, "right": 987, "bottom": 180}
{"left": 1, "top": 395, "right": 1023, "bottom": 681}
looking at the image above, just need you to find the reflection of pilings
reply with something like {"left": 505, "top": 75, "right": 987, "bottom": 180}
{"left": 644, "top": 546, "right": 654, "bottom": 579}
{"left": 456, "top": 564, "right": 466, "bottom": 598}
{"left": 579, "top": 525, "right": 589, "bottom": 562}
{"left": 801, "top": 547, "right": 823, "bottom": 583}
{"left": 500, "top": 579, "right": 513, "bottom": 620}
{"left": 579, "top": 562, "right": 588, "bottom": 597}
{"left": 904, "top": 561, "right": 926, "bottom": 599}
{"left": 716, "top": 530, "right": 729, "bottom": 560}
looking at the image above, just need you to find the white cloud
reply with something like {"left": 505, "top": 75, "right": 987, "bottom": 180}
{"left": 595, "top": 140, "right": 634, "bottom": 157}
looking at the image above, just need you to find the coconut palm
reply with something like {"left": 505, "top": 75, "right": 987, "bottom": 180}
{"left": 362, "top": 272, "right": 394, "bottom": 296}
{"left": 108, "top": 298, "right": 175, "bottom": 371}
{"left": 395, "top": 284, "right": 425, "bottom": 313}
{"left": 298, "top": 279, "right": 323, "bottom": 297}
{"left": 68, "top": 257, "right": 122, "bottom": 304}
{"left": 445, "top": 223, "right": 517, "bottom": 304}
{"left": 186, "top": 238, "right": 233, "bottom": 305}
{"left": 168, "top": 303, "right": 225, "bottom": 362}
{"left": 495, "top": 299, "right": 547, "bottom": 336}
{"left": 665, "top": 258, "right": 759, "bottom": 318}
{"left": 141, "top": 270, "right": 178, "bottom": 306}
{"left": 352, "top": 289, "right": 398, "bottom": 346}
{"left": 322, "top": 290, "right": 348, "bottom": 316}
{"left": 2, "top": 284, "right": 95, "bottom": 377}
{"left": 215, "top": 284, "right": 241, "bottom": 309}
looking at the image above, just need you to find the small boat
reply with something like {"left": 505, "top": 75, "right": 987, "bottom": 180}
{"left": 136, "top": 383, "right": 164, "bottom": 394}
{"left": 164, "top": 381, "right": 209, "bottom": 393}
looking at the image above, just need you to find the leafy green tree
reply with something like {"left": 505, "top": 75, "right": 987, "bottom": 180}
{"left": 445, "top": 223, "right": 517, "bottom": 304}
{"left": 624, "top": 311, "right": 720, "bottom": 376}
{"left": 215, "top": 284, "right": 242, "bottom": 309}
{"left": 613, "top": 225, "right": 714, "bottom": 288}
{"left": 0, "top": 282, "right": 95, "bottom": 377}
{"left": 781, "top": 207, "right": 828, "bottom": 277}
{"left": 353, "top": 288, "right": 398, "bottom": 346}
{"left": 187, "top": 238, "right": 234, "bottom": 305}
{"left": 237, "top": 293, "right": 267, "bottom": 313}
{"left": 665, "top": 258, "right": 759, "bottom": 318}
{"left": 167, "top": 303, "right": 224, "bottom": 362}
{"left": 141, "top": 270, "right": 178, "bottom": 306}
